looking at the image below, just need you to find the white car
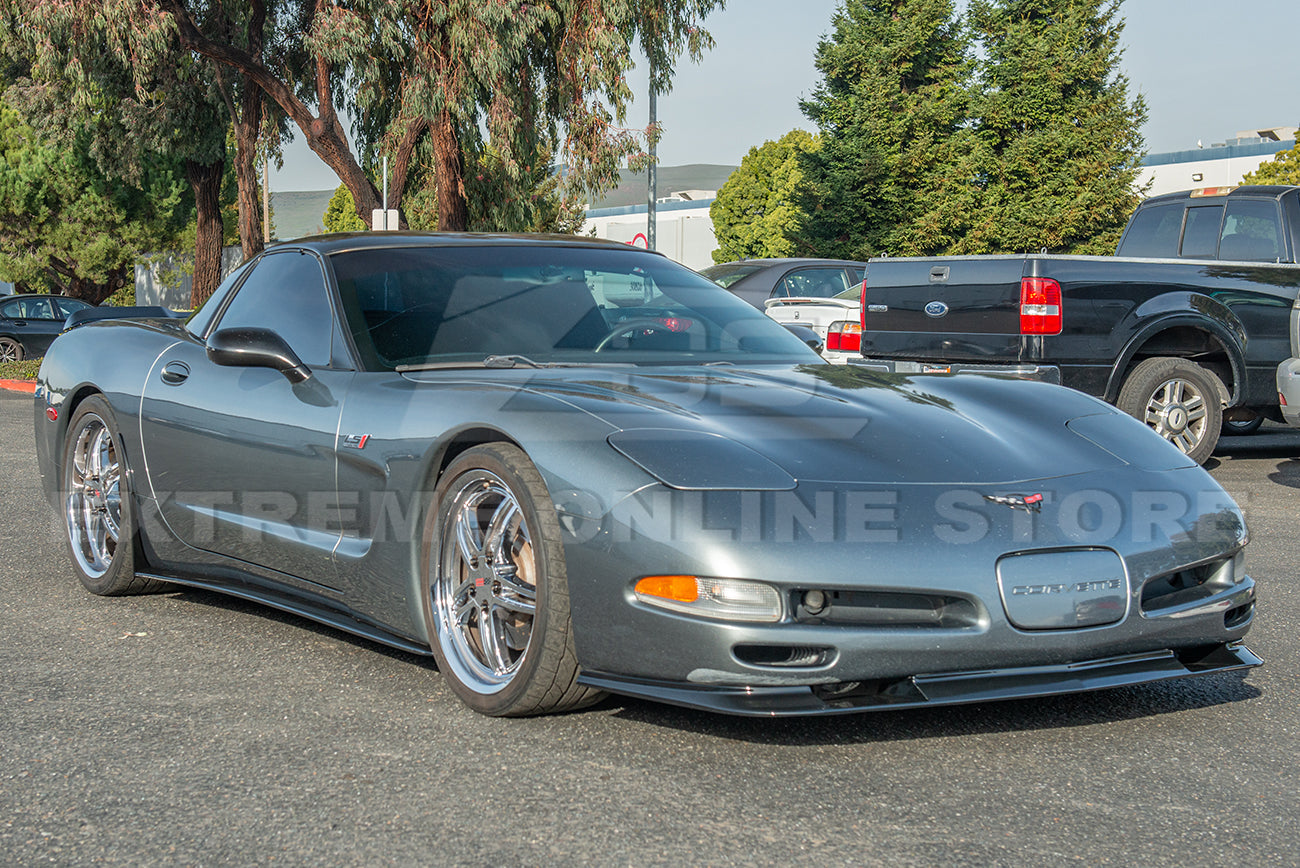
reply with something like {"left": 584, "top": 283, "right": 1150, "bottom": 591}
{"left": 764, "top": 285, "right": 862, "bottom": 363}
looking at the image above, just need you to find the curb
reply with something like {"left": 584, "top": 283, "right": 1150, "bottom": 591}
{"left": 0, "top": 379, "right": 37, "bottom": 394}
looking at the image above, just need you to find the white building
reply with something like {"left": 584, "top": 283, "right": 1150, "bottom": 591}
{"left": 1138, "top": 126, "right": 1296, "bottom": 196}
{"left": 582, "top": 193, "right": 718, "bottom": 271}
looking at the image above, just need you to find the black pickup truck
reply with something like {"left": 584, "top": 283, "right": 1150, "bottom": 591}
{"left": 855, "top": 185, "right": 1300, "bottom": 462}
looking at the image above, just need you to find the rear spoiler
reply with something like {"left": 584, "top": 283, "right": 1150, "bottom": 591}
{"left": 64, "top": 306, "right": 187, "bottom": 331}
{"left": 763, "top": 296, "right": 859, "bottom": 310}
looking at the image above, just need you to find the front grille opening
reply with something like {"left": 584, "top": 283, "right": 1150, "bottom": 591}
{"left": 1224, "top": 601, "right": 1253, "bottom": 629}
{"left": 793, "top": 589, "right": 980, "bottom": 629}
{"left": 1141, "top": 557, "right": 1236, "bottom": 613}
{"left": 733, "top": 644, "right": 834, "bottom": 668}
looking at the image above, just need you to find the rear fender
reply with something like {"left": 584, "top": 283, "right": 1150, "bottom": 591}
{"left": 1106, "top": 308, "right": 1246, "bottom": 406}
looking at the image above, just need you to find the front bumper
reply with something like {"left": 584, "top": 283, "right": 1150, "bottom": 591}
{"left": 853, "top": 357, "right": 1062, "bottom": 383}
{"left": 579, "top": 642, "right": 1262, "bottom": 716}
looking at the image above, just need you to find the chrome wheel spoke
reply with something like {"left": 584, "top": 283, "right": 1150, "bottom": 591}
{"left": 454, "top": 499, "right": 485, "bottom": 566}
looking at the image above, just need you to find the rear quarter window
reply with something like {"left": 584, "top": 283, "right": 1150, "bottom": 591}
{"left": 1119, "top": 203, "right": 1183, "bottom": 257}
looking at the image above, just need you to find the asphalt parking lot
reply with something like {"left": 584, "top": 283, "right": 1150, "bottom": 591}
{"left": 2, "top": 387, "right": 1298, "bottom": 866}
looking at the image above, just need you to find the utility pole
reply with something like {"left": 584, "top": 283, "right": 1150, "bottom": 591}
{"left": 647, "top": 60, "right": 657, "bottom": 251}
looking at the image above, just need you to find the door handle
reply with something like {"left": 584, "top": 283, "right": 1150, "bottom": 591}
{"left": 160, "top": 361, "right": 191, "bottom": 385}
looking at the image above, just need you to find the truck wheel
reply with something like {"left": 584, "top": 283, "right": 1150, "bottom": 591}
{"left": 1117, "top": 357, "right": 1223, "bottom": 464}
{"left": 1222, "top": 415, "right": 1264, "bottom": 436}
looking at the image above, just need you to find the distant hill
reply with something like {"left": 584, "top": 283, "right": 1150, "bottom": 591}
{"left": 270, "top": 189, "right": 335, "bottom": 240}
{"left": 589, "top": 164, "right": 737, "bottom": 209}
{"left": 269, "top": 164, "right": 738, "bottom": 237}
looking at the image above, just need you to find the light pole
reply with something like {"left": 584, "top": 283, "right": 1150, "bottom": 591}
{"left": 647, "top": 60, "right": 657, "bottom": 251}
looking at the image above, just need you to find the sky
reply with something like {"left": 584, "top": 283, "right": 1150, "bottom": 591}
{"left": 269, "top": 0, "right": 1300, "bottom": 191}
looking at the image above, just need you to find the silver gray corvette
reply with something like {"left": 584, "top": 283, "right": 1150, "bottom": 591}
{"left": 34, "top": 234, "right": 1260, "bottom": 717}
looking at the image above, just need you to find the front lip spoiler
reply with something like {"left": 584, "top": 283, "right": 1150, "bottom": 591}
{"left": 578, "top": 643, "right": 1262, "bottom": 717}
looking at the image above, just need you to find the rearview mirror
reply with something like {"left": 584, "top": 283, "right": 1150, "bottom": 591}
{"left": 207, "top": 327, "right": 312, "bottom": 383}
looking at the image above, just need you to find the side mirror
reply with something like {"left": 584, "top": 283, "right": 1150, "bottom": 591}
{"left": 782, "top": 324, "right": 824, "bottom": 355}
{"left": 207, "top": 327, "right": 312, "bottom": 383}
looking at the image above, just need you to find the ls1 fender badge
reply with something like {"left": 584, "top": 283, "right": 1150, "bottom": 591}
{"left": 924, "top": 301, "right": 949, "bottom": 318}
{"left": 343, "top": 433, "right": 370, "bottom": 449}
{"left": 984, "top": 492, "right": 1044, "bottom": 512}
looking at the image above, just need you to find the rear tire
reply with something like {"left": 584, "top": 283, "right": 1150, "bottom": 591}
{"left": 1117, "top": 357, "right": 1223, "bottom": 464}
{"left": 422, "top": 443, "right": 603, "bottom": 716}
{"left": 62, "top": 396, "right": 165, "bottom": 595}
{"left": 1221, "top": 415, "right": 1264, "bottom": 436}
{"left": 0, "top": 336, "right": 23, "bottom": 362}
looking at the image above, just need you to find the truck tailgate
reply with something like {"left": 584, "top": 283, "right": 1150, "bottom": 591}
{"left": 862, "top": 256, "right": 1030, "bottom": 361}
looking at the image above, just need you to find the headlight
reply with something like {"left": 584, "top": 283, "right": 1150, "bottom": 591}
{"left": 634, "top": 575, "right": 783, "bottom": 622}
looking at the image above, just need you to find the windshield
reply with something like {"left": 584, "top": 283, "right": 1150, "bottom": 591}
{"left": 698, "top": 263, "right": 764, "bottom": 288}
{"left": 331, "top": 245, "right": 821, "bottom": 370}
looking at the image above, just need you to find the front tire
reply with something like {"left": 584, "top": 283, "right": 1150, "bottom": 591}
{"left": 423, "top": 443, "right": 602, "bottom": 716}
{"left": 62, "top": 396, "right": 165, "bottom": 595}
{"left": 1117, "top": 357, "right": 1224, "bottom": 464}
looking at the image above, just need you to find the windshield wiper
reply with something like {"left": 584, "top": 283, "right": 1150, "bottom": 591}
{"left": 397, "top": 354, "right": 570, "bottom": 373}
{"left": 483, "top": 354, "right": 542, "bottom": 368}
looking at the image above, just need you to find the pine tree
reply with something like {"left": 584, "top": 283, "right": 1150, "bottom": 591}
{"left": 963, "top": 0, "right": 1147, "bottom": 254}
{"left": 798, "top": 0, "right": 974, "bottom": 259}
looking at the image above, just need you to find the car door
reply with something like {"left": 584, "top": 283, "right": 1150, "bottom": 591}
{"left": 0, "top": 296, "right": 61, "bottom": 359}
{"left": 138, "top": 250, "right": 355, "bottom": 589}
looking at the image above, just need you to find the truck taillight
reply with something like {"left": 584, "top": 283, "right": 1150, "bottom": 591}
{"left": 1020, "top": 277, "right": 1062, "bottom": 335}
{"left": 826, "top": 321, "right": 862, "bottom": 352}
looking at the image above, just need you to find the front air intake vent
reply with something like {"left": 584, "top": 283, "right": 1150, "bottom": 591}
{"left": 793, "top": 589, "right": 980, "bottom": 629}
{"left": 733, "top": 644, "right": 834, "bottom": 669}
{"left": 1141, "top": 557, "right": 1236, "bottom": 614}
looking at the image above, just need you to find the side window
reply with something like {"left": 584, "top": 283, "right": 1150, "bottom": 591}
{"left": 214, "top": 251, "right": 335, "bottom": 367}
{"left": 54, "top": 299, "right": 93, "bottom": 319}
{"left": 1119, "top": 203, "right": 1183, "bottom": 257}
{"left": 1179, "top": 205, "right": 1224, "bottom": 258}
{"left": 1218, "top": 199, "right": 1283, "bottom": 261}
{"left": 3, "top": 298, "right": 56, "bottom": 319}
{"left": 774, "top": 268, "right": 852, "bottom": 299}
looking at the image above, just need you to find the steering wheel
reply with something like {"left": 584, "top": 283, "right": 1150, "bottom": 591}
{"left": 592, "top": 317, "right": 681, "bottom": 353}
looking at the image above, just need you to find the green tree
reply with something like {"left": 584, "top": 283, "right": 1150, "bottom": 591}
{"left": 323, "top": 184, "right": 367, "bottom": 233}
{"left": 798, "top": 0, "right": 975, "bottom": 259}
{"left": 158, "top": 0, "right": 722, "bottom": 231}
{"left": 710, "top": 130, "right": 818, "bottom": 262}
{"left": 0, "top": 96, "right": 189, "bottom": 303}
{"left": 1242, "top": 143, "right": 1300, "bottom": 186}
{"left": 962, "top": 0, "right": 1146, "bottom": 254}
{"left": 5, "top": 1, "right": 260, "bottom": 304}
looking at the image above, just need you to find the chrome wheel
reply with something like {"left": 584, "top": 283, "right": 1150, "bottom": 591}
{"left": 65, "top": 413, "right": 123, "bottom": 578}
{"left": 1142, "top": 376, "right": 1209, "bottom": 455}
{"left": 432, "top": 468, "right": 539, "bottom": 693}
{"left": 0, "top": 337, "right": 22, "bottom": 362}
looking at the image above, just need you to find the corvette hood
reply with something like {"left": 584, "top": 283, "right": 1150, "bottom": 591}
{"left": 500, "top": 364, "right": 1169, "bottom": 486}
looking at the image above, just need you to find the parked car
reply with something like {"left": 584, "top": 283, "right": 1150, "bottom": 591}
{"left": 852, "top": 186, "right": 1300, "bottom": 463}
{"left": 0, "top": 294, "right": 96, "bottom": 361}
{"left": 35, "top": 233, "right": 1258, "bottom": 718}
{"left": 700, "top": 258, "right": 864, "bottom": 309}
{"left": 764, "top": 284, "right": 863, "bottom": 364}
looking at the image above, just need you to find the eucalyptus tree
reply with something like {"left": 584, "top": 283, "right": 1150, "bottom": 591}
{"left": 161, "top": 0, "right": 722, "bottom": 230}
{"left": 7, "top": 0, "right": 275, "bottom": 303}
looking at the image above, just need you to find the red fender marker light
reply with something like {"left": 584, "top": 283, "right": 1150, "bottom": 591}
{"left": 46, "top": 407, "right": 58, "bottom": 422}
